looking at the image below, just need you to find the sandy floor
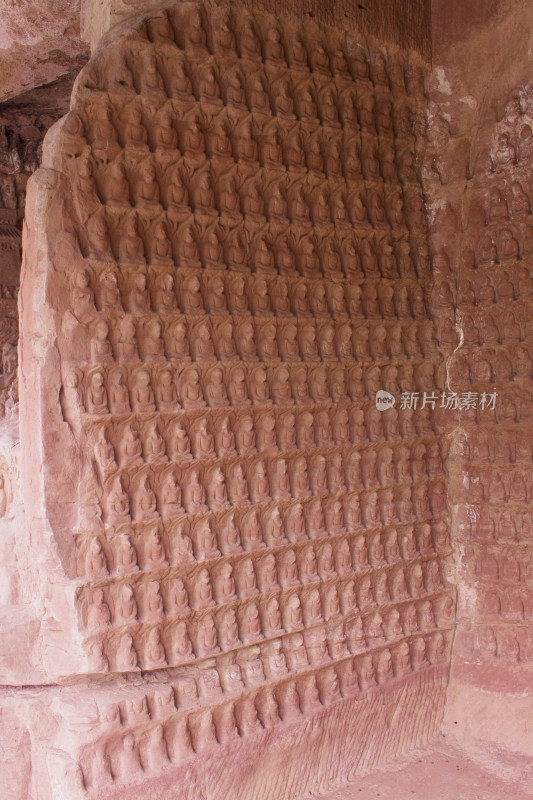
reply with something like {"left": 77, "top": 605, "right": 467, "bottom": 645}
{"left": 303, "top": 738, "right": 533, "bottom": 800}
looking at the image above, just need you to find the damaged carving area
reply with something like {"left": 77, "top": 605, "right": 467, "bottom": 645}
{"left": 0, "top": 0, "right": 531, "bottom": 798}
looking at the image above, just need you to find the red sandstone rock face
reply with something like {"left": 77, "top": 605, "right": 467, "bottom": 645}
{"left": 0, "top": 0, "right": 88, "bottom": 104}
{"left": 427, "top": 0, "right": 533, "bottom": 692}
{"left": 14, "top": 1, "right": 456, "bottom": 796}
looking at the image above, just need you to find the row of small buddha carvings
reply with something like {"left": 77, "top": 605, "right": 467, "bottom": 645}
{"left": 77, "top": 213, "right": 427, "bottom": 277}
{"left": 462, "top": 464, "right": 533, "bottom": 507}
{"left": 70, "top": 115, "right": 419, "bottom": 198}
{"left": 79, "top": 486, "right": 448, "bottom": 575}
{"left": 77, "top": 76, "right": 420, "bottom": 149}
{"left": 439, "top": 264, "right": 533, "bottom": 308}
{"left": 460, "top": 426, "right": 533, "bottom": 464}
{"left": 85, "top": 4, "right": 427, "bottom": 94}
{"left": 78, "top": 642, "right": 445, "bottom": 793}
{"left": 471, "top": 540, "right": 532, "bottom": 583}
{"left": 79, "top": 512, "right": 449, "bottom": 581}
{"left": 477, "top": 583, "right": 533, "bottom": 622}
{"left": 79, "top": 538, "right": 450, "bottom": 632}
{"left": 93, "top": 415, "right": 445, "bottom": 473}
{"left": 83, "top": 563, "right": 449, "bottom": 675}
{"left": 470, "top": 623, "right": 530, "bottom": 662}
{"left": 90, "top": 430, "right": 447, "bottom": 516}
{"left": 65, "top": 360, "right": 446, "bottom": 416}
{"left": 89, "top": 456, "right": 446, "bottom": 529}
{"left": 451, "top": 346, "right": 533, "bottom": 388}
{"left": 71, "top": 267, "right": 430, "bottom": 320}
{"left": 463, "top": 499, "right": 533, "bottom": 545}
{"left": 80, "top": 316, "right": 441, "bottom": 368}
{"left": 76, "top": 155, "right": 423, "bottom": 225}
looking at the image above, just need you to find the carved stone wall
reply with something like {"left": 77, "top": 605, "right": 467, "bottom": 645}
{"left": 449, "top": 105, "right": 533, "bottom": 671}
{"left": 18, "top": 2, "right": 454, "bottom": 797}
{"left": 0, "top": 125, "right": 43, "bottom": 417}
{"left": 421, "top": 0, "right": 533, "bottom": 760}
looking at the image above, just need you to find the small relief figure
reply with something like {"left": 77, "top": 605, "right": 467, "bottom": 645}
{"left": 204, "top": 365, "right": 228, "bottom": 407}
{"left": 184, "top": 468, "right": 207, "bottom": 513}
{"left": 248, "top": 75, "right": 271, "bottom": 117}
{"left": 86, "top": 371, "right": 109, "bottom": 415}
{"left": 207, "top": 466, "right": 228, "bottom": 510}
{"left": 114, "top": 583, "right": 138, "bottom": 624}
{"left": 167, "top": 578, "right": 190, "bottom": 616}
{"left": 216, "top": 320, "right": 238, "bottom": 361}
{"left": 119, "top": 216, "right": 146, "bottom": 265}
{"left": 94, "top": 427, "right": 117, "bottom": 476}
{"left": 90, "top": 320, "right": 113, "bottom": 363}
{"left": 71, "top": 268, "right": 96, "bottom": 323}
{"left": 169, "top": 420, "right": 192, "bottom": 460}
{"left": 271, "top": 458, "right": 291, "bottom": 500}
{"left": 144, "top": 527, "right": 168, "bottom": 568}
{"left": 155, "top": 369, "right": 178, "bottom": 411}
{"left": 135, "top": 163, "right": 161, "bottom": 208}
{"left": 90, "top": 102, "right": 118, "bottom": 150}
{"left": 144, "top": 422, "right": 167, "bottom": 463}
{"left": 139, "top": 50, "right": 165, "bottom": 96}
{"left": 200, "top": 276, "right": 225, "bottom": 317}
{"left": 179, "top": 365, "right": 205, "bottom": 408}
{"left": 155, "top": 272, "right": 177, "bottom": 311}
{"left": 168, "top": 57, "right": 194, "bottom": 101}
{"left": 167, "top": 167, "right": 189, "bottom": 208}
{"left": 240, "top": 603, "right": 261, "bottom": 643}
{"left": 172, "top": 620, "right": 194, "bottom": 662}
{"left": 192, "top": 171, "right": 216, "bottom": 218}
{"left": 133, "top": 474, "right": 158, "bottom": 520}
{"left": 194, "top": 567, "right": 214, "bottom": 609}
{"left": 131, "top": 369, "right": 156, "bottom": 412}
{"left": 183, "top": 113, "right": 205, "bottom": 156}
{"left": 217, "top": 170, "right": 240, "bottom": 216}
{"left": 167, "top": 321, "right": 190, "bottom": 361}
{"left": 154, "top": 106, "right": 178, "bottom": 151}
{"left": 204, "top": 227, "right": 225, "bottom": 270}
{"left": 151, "top": 221, "right": 173, "bottom": 266}
{"left": 511, "top": 181, "right": 531, "bottom": 217}
{"left": 144, "top": 580, "right": 164, "bottom": 621}
{"left": 235, "top": 118, "right": 259, "bottom": 164}
{"left": 491, "top": 133, "right": 516, "bottom": 172}
{"left": 142, "top": 319, "right": 166, "bottom": 362}
{"left": 115, "top": 316, "right": 139, "bottom": 362}
{"left": 285, "top": 502, "right": 306, "bottom": 542}
{"left": 172, "top": 521, "right": 194, "bottom": 563}
{"left": 180, "top": 274, "right": 205, "bottom": 314}
{"left": 192, "top": 417, "right": 215, "bottom": 458}
{"left": 128, "top": 272, "right": 151, "bottom": 314}
{"left": 237, "top": 558, "right": 258, "bottom": 598}
{"left": 193, "top": 320, "right": 215, "bottom": 362}
{"left": 196, "top": 614, "right": 220, "bottom": 656}
{"left": 105, "top": 161, "right": 130, "bottom": 206}
{"left": 228, "top": 365, "right": 250, "bottom": 406}
{"left": 87, "top": 587, "right": 111, "bottom": 630}
{"left": 115, "top": 534, "right": 138, "bottom": 574}
{"left": 85, "top": 537, "right": 108, "bottom": 578}
{"left": 226, "top": 228, "right": 247, "bottom": 270}
{"left": 242, "top": 179, "right": 265, "bottom": 219}
{"left": 219, "top": 511, "right": 242, "bottom": 554}
{"left": 218, "top": 609, "right": 240, "bottom": 649}
{"left": 119, "top": 424, "right": 143, "bottom": 467}
{"left": 98, "top": 268, "right": 122, "bottom": 311}
{"left": 122, "top": 105, "right": 148, "bottom": 150}
{"left": 87, "top": 213, "right": 114, "bottom": 261}
{"left": 116, "top": 633, "right": 139, "bottom": 672}
{"left": 216, "top": 416, "right": 236, "bottom": 456}
{"left": 249, "top": 461, "right": 270, "bottom": 502}
{"left": 224, "top": 67, "right": 247, "bottom": 109}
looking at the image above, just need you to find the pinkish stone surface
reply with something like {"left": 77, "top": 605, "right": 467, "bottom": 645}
{"left": 0, "top": 0, "right": 531, "bottom": 798}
